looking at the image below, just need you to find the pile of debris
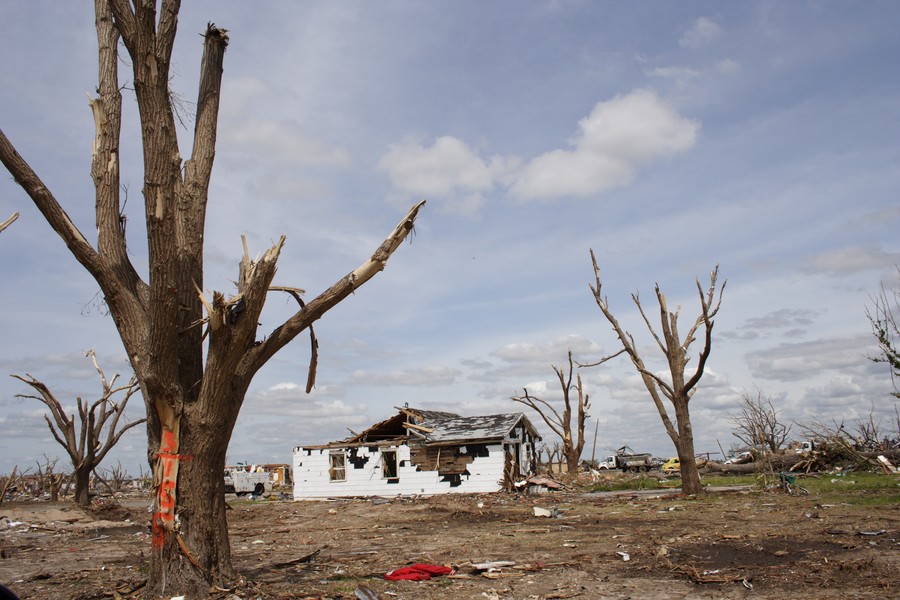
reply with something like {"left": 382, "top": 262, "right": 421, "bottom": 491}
{"left": 790, "top": 443, "right": 900, "bottom": 474}
{"left": 706, "top": 443, "right": 900, "bottom": 475}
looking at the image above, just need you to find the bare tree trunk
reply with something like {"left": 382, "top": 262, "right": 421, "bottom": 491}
{"left": 150, "top": 396, "right": 237, "bottom": 593}
{"left": 673, "top": 399, "right": 701, "bottom": 494}
{"left": 73, "top": 466, "right": 92, "bottom": 506}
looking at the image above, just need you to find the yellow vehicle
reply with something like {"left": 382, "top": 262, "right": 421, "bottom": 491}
{"left": 661, "top": 457, "right": 680, "bottom": 474}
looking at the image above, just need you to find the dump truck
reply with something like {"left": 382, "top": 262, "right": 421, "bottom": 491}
{"left": 596, "top": 446, "right": 655, "bottom": 472}
{"left": 224, "top": 467, "right": 272, "bottom": 496}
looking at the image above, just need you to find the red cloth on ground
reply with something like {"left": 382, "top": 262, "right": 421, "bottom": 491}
{"left": 384, "top": 563, "right": 455, "bottom": 581}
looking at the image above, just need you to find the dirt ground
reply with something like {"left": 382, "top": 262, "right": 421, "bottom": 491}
{"left": 1, "top": 484, "right": 898, "bottom": 600}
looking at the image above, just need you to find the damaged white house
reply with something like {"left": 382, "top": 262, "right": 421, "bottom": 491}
{"left": 292, "top": 406, "right": 541, "bottom": 499}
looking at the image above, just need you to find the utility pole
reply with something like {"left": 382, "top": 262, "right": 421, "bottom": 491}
{"left": 590, "top": 419, "right": 600, "bottom": 466}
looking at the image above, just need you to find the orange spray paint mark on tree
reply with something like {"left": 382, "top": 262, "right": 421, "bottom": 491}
{"left": 151, "top": 428, "right": 180, "bottom": 548}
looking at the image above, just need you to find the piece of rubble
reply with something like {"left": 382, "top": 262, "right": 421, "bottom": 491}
{"left": 877, "top": 455, "right": 898, "bottom": 473}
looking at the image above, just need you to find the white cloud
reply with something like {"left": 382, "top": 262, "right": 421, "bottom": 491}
{"left": 679, "top": 17, "right": 723, "bottom": 49}
{"left": 471, "top": 335, "right": 607, "bottom": 382}
{"left": 378, "top": 90, "right": 699, "bottom": 210}
{"left": 802, "top": 246, "right": 900, "bottom": 277}
{"left": 491, "top": 335, "right": 602, "bottom": 364}
{"left": 745, "top": 334, "right": 880, "bottom": 382}
{"left": 377, "top": 136, "right": 498, "bottom": 217}
{"left": 509, "top": 90, "right": 699, "bottom": 200}
{"left": 349, "top": 366, "right": 462, "bottom": 387}
{"left": 734, "top": 308, "right": 822, "bottom": 335}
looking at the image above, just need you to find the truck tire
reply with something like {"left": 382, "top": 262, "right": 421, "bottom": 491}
{"left": 254, "top": 483, "right": 265, "bottom": 496}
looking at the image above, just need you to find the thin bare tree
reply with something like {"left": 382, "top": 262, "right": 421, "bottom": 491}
{"left": 12, "top": 351, "right": 144, "bottom": 506}
{"left": 512, "top": 351, "right": 591, "bottom": 474}
{"left": 729, "top": 386, "right": 791, "bottom": 454}
{"left": 587, "top": 250, "right": 725, "bottom": 495}
{"left": 867, "top": 267, "right": 900, "bottom": 398}
{"left": 0, "top": 466, "right": 21, "bottom": 504}
{"left": 0, "top": 2, "right": 423, "bottom": 595}
{"left": 34, "top": 455, "right": 67, "bottom": 502}
{"left": 513, "top": 349, "right": 625, "bottom": 474}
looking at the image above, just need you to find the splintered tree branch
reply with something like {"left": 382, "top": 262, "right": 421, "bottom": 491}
{"left": 244, "top": 200, "right": 426, "bottom": 374}
{"left": 348, "top": 200, "right": 426, "bottom": 288}
{"left": 0, "top": 212, "right": 18, "bottom": 233}
{"left": 270, "top": 286, "right": 318, "bottom": 393}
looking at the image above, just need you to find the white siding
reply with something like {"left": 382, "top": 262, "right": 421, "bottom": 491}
{"left": 292, "top": 443, "right": 506, "bottom": 500}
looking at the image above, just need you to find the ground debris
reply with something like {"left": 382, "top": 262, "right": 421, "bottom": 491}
{"left": 1, "top": 486, "right": 898, "bottom": 599}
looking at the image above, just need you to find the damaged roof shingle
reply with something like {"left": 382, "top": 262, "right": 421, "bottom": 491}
{"left": 406, "top": 408, "right": 533, "bottom": 443}
{"left": 310, "top": 407, "right": 540, "bottom": 449}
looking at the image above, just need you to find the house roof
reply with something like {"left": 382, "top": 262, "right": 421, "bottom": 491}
{"left": 301, "top": 406, "right": 540, "bottom": 449}
{"left": 408, "top": 408, "right": 536, "bottom": 444}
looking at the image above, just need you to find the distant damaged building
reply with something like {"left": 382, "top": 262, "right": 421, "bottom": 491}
{"left": 292, "top": 406, "right": 540, "bottom": 499}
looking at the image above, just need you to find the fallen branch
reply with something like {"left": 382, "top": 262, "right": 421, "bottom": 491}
{"left": 268, "top": 548, "right": 321, "bottom": 569}
{"left": 665, "top": 559, "right": 745, "bottom": 584}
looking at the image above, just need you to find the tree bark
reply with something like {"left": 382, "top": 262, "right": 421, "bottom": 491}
{"left": 149, "top": 391, "right": 240, "bottom": 594}
{"left": 73, "top": 466, "right": 92, "bottom": 506}
{"left": 673, "top": 397, "right": 701, "bottom": 494}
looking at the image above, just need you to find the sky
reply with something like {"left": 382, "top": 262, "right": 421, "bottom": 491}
{"left": 1, "top": 1, "right": 899, "bottom": 477}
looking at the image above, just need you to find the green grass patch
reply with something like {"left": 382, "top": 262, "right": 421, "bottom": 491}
{"left": 589, "top": 471, "right": 900, "bottom": 496}
{"left": 701, "top": 474, "right": 760, "bottom": 487}
{"left": 827, "top": 493, "right": 900, "bottom": 507}
{"left": 791, "top": 472, "right": 900, "bottom": 504}
{"left": 587, "top": 475, "right": 669, "bottom": 492}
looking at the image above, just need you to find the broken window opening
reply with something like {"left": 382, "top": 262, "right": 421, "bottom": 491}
{"left": 381, "top": 450, "right": 398, "bottom": 480}
{"left": 348, "top": 447, "right": 370, "bottom": 469}
{"left": 457, "top": 444, "right": 490, "bottom": 458}
{"left": 329, "top": 452, "right": 346, "bottom": 482}
{"left": 440, "top": 473, "right": 462, "bottom": 487}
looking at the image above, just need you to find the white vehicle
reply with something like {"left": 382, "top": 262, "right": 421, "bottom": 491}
{"left": 724, "top": 451, "right": 753, "bottom": 465}
{"left": 795, "top": 440, "right": 816, "bottom": 454}
{"left": 224, "top": 467, "right": 272, "bottom": 496}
